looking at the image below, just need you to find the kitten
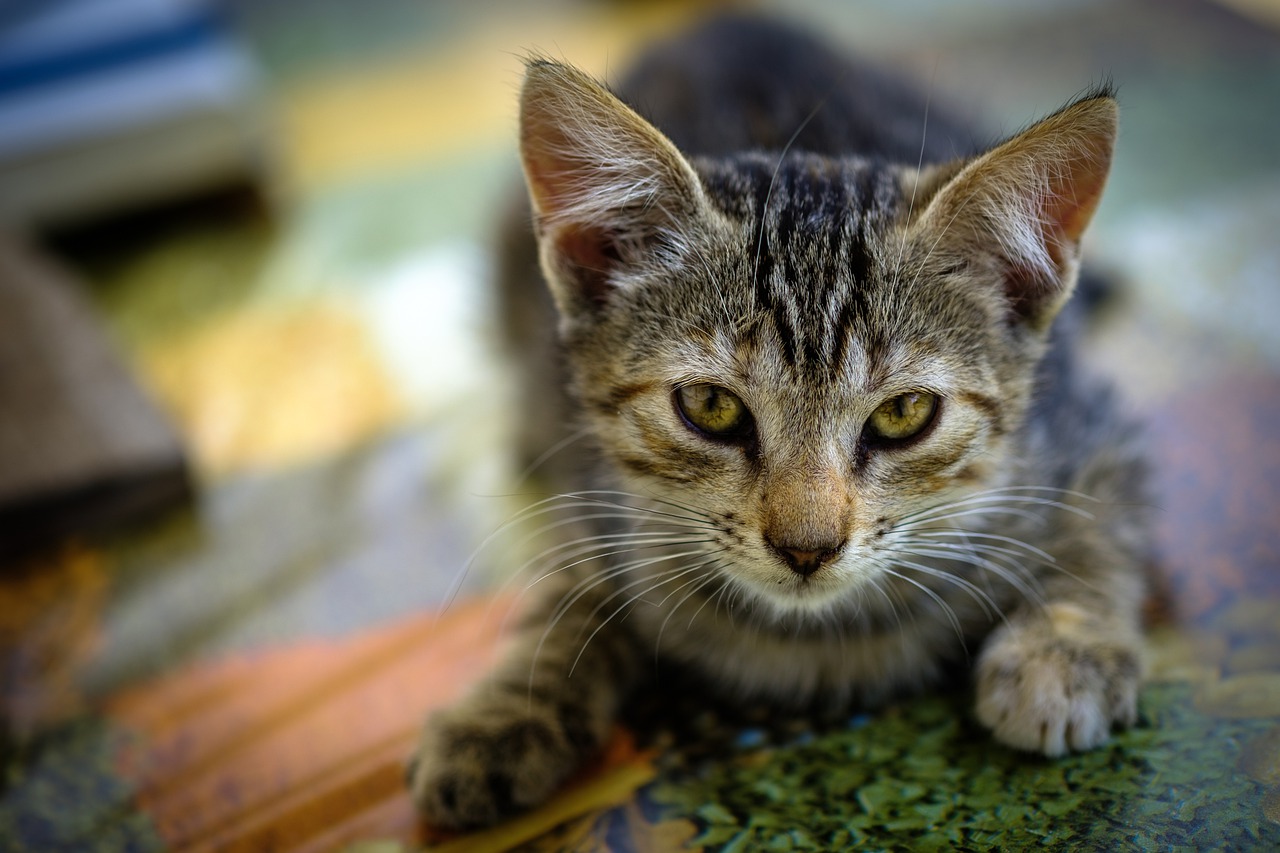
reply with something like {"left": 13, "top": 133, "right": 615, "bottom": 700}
{"left": 409, "top": 16, "right": 1150, "bottom": 829}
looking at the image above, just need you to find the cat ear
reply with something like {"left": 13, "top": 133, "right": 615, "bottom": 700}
{"left": 916, "top": 91, "right": 1117, "bottom": 330}
{"left": 519, "top": 59, "right": 705, "bottom": 315}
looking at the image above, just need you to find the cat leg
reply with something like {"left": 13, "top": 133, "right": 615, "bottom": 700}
{"left": 975, "top": 599, "right": 1142, "bottom": 756}
{"left": 407, "top": 574, "right": 640, "bottom": 828}
{"left": 972, "top": 481, "right": 1146, "bottom": 753}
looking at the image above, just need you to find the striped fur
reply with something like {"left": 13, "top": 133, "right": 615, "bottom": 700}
{"left": 409, "top": 16, "right": 1150, "bottom": 828}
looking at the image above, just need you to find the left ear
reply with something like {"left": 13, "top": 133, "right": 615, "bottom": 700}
{"left": 915, "top": 90, "right": 1117, "bottom": 330}
{"left": 518, "top": 58, "right": 709, "bottom": 320}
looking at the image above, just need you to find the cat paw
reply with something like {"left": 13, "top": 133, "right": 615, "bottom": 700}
{"left": 974, "top": 604, "right": 1141, "bottom": 757}
{"left": 407, "top": 695, "right": 590, "bottom": 829}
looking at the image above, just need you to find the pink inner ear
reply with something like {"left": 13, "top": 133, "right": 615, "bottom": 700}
{"left": 549, "top": 224, "right": 622, "bottom": 308}
{"left": 1039, "top": 158, "right": 1110, "bottom": 269}
{"left": 521, "top": 136, "right": 586, "bottom": 223}
{"left": 520, "top": 79, "right": 605, "bottom": 228}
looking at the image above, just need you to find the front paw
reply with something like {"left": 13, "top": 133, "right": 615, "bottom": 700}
{"left": 975, "top": 604, "right": 1142, "bottom": 756}
{"left": 407, "top": 695, "right": 590, "bottom": 829}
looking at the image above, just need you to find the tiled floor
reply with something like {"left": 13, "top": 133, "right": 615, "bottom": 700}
{"left": 2, "top": 0, "right": 1278, "bottom": 849}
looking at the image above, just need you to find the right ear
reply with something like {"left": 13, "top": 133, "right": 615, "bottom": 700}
{"left": 908, "top": 91, "right": 1118, "bottom": 332}
{"left": 519, "top": 59, "right": 706, "bottom": 317}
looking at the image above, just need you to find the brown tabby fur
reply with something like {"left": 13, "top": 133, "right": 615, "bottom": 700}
{"left": 408, "top": 16, "right": 1150, "bottom": 829}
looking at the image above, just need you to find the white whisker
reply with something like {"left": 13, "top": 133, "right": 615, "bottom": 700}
{"left": 893, "top": 558, "right": 999, "bottom": 620}
{"left": 895, "top": 545, "right": 1041, "bottom": 615}
{"left": 891, "top": 59, "right": 935, "bottom": 289}
{"left": 513, "top": 427, "right": 593, "bottom": 486}
{"left": 904, "top": 528, "right": 1058, "bottom": 564}
{"left": 659, "top": 570, "right": 723, "bottom": 654}
{"left": 897, "top": 487, "right": 1099, "bottom": 528}
{"left": 569, "top": 560, "right": 715, "bottom": 676}
{"left": 753, "top": 98, "right": 828, "bottom": 291}
{"left": 879, "top": 565, "right": 967, "bottom": 653}
{"left": 530, "top": 550, "right": 692, "bottom": 683}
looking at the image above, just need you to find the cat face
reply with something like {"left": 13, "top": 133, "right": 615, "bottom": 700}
{"left": 517, "top": 60, "right": 1115, "bottom": 619}
{"left": 554, "top": 172, "right": 1011, "bottom": 616}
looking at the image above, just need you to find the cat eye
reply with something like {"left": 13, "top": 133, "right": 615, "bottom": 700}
{"left": 675, "top": 383, "right": 753, "bottom": 440}
{"left": 865, "top": 392, "right": 939, "bottom": 443}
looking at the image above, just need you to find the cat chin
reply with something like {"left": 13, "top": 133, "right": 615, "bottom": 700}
{"left": 733, "top": 567, "right": 874, "bottom": 623}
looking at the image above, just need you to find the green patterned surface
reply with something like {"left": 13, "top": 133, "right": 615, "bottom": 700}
{"left": 643, "top": 683, "right": 1278, "bottom": 851}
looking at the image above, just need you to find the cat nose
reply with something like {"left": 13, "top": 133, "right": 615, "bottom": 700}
{"left": 767, "top": 538, "right": 845, "bottom": 577}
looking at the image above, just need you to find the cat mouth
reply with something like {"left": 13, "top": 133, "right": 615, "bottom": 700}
{"left": 741, "top": 564, "right": 861, "bottom": 613}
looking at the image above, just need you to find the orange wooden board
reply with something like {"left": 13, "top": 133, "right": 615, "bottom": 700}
{"left": 104, "top": 596, "right": 656, "bottom": 851}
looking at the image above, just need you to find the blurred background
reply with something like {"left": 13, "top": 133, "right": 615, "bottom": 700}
{"left": 1, "top": 0, "right": 1278, "bottom": 849}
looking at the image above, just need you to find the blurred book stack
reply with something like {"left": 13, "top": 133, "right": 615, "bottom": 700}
{"left": 0, "top": 0, "right": 270, "bottom": 555}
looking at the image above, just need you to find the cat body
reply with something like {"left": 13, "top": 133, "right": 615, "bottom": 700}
{"left": 410, "top": 16, "right": 1150, "bottom": 828}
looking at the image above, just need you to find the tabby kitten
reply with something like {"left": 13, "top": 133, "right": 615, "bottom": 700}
{"left": 409, "top": 17, "right": 1150, "bottom": 829}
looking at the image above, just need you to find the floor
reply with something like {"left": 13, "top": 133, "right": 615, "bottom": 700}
{"left": 2, "top": 0, "right": 1278, "bottom": 850}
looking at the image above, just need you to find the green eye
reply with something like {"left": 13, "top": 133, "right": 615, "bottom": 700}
{"left": 866, "top": 392, "right": 939, "bottom": 442}
{"left": 675, "top": 383, "right": 752, "bottom": 439}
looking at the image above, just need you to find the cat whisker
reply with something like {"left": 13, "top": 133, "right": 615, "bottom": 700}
{"left": 524, "top": 527, "right": 717, "bottom": 560}
{"left": 509, "top": 533, "right": 718, "bottom": 604}
{"left": 896, "top": 540, "right": 1044, "bottom": 607}
{"left": 922, "top": 550, "right": 1043, "bottom": 615}
{"left": 539, "top": 560, "right": 658, "bottom": 631}
{"left": 569, "top": 559, "right": 718, "bottom": 677}
{"left": 906, "top": 527, "right": 1105, "bottom": 594}
{"left": 655, "top": 564, "right": 724, "bottom": 662}
{"left": 542, "top": 545, "right": 712, "bottom": 636}
{"left": 482, "top": 513, "right": 716, "bottom": 617}
{"left": 895, "top": 491, "right": 1098, "bottom": 532}
{"left": 440, "top": 492, "right": 609, "bottom": 611}
{"left": 542, "top": 501, "right": 714, "bottom": 533}
{"left": 719, "top": 581, "right": 743, "bottom": 631}
{"left": 892, "top": 557, "right": 1001, "bottom": 621}
{"left": 898, "top": 504, "right": 1049, "bottom": 529}
{"left": 878, "top": 564, "right": 968, "bottom": 654}
{"left": 573, "top": 552, "right": 719, "bottom": 640}
{"left": 528, "top": 555, "right": 689, "bottom": 698}
{"left": 894, "top": 527, "right": 1104, "bottom": 599}
{"left": 901, "top": 528, "right": 1058, "bottom": 564}
{"left": 651, "top": 559, "right": 724, "bottom": 610}
{"left": 513, "top": 427, "right": 594, "bottom": 487}
{"left": 557, "top": 489, "right": 721, "bottom": 527}
{"left": 903, "top": 537, "right": 1048, "bottom": 587}
{"left": 897, "top": 485, "right": 1101, "bottom": 525}
{"left": 874, "top": 569, "right": 922, "bottom": 664}
{"left": 456, "top": 492, "right": 708, "bottom": 596}
{"left": 897, "top": 498, "right": 1098, "bottom": 536}
{"left": 513, "top": 513, "right": 715, "bottom": 558}
{"left": 753, "top": 98, "right": 829, "bottom": 293}
{"left": 491, "top": 492, "right": 678, "bottom": 528}
{"left": 861, "top": 555, "right": 910, "bottom": 634}
{"left": 683, "top": 569, "right": 731, "bottom": 632}
{"left": 890, "top": 60, "right": 935, "bottom": 290}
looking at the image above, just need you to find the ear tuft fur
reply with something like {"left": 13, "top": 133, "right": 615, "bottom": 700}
{"left": 916, "top": 92, "right": 1118, "bottom": 329}
{"left": 519, "top": 59, "right": 706, "bottom": 316}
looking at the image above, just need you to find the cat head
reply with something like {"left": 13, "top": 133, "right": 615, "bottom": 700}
{"left": 518, "top": 59, "right": 1116, "bottom": 617}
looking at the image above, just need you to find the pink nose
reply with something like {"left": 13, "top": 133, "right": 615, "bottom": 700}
{"left": 767, "top": 538, "right": 845, "bottom": 576}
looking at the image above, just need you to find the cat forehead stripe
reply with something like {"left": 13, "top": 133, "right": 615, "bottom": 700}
{"left": 702, "top": 153, "right": 902, "bottom": 373}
